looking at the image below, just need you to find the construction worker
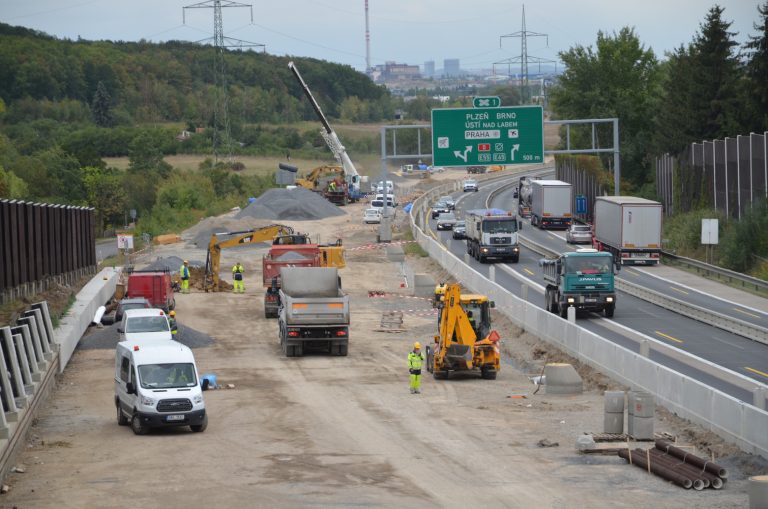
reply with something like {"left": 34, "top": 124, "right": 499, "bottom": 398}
{"left": 232, "top": 261, "right": 245, "bottom": 293}
{"left": 328, "top": 180, "right": 337, "bottom": 192}
{"left": 466, "top": 310, "right": 476, "bottom": 333}
{"left": 408, "top": 342, "right": 426, "bottom": 394}
{"left": 179, "top": 260, "right": 190, "bottom": 294}
{"left": 168, "top": 310, "right": 178, "bottom": 336}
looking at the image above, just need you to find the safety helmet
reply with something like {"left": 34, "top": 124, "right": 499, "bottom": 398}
{"left": 169, "top": 311, "right": 176, "bottom": 317}
{"left": 413, "top": 341, "right": 421, "bottom": 349}
{"left": 183, "top": 260, "right": 189, "bottom": 264}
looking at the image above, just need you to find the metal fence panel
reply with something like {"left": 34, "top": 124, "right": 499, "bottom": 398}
{"left": 738, "top": 135, "right": 751, "bottom": 215}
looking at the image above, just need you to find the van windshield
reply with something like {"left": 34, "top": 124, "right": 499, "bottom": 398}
{"left": 139, "top": 363, "right": 197, "bottom": 389}
{"left": 126, "top": 316, "right": 169, "bottom": 333}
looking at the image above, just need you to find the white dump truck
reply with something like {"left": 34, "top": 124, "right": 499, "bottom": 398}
{"left": 278, "top": 267, "right": 350, "bottom": 357}
{"left": 530, "top": 180, "right": 572, "bottom": 229}
{"left": 593, "top": 196, "right": 663, "bottom": 265}
{"left": 465, "top": 209, "right": 521, "bottom": 263}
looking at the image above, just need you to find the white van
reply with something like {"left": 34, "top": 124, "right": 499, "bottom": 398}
{"left": 118, "top": 308, "right": 175, "bottom": 342}
{"left": 115, "top": 340, "right": 208, "bottom": 434}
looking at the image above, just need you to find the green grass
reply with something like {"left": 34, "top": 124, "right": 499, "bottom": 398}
{"left": 51, "top": 294, "right": 76, "bottom": 329}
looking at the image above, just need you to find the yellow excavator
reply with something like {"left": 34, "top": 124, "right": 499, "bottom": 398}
{"left": 426, "top": 283, "right": 501, "bottom": 380}
{"left": 204, "top": 224, "right": 346, "bottom": 292}
{"left": 203, "top": 225, "right": 295, "bottom": 292}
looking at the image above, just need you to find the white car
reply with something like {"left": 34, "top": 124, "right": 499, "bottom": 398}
{"left": 566, "top": 224, "right": 593, "bottom": 244}
{"left": 118, "top": 308, "right": 174, "bottom": 342}
{"left": 363, "top": 208, "right": 382, "bottom": 224}
{"left": 463, "top": 179, "right": 478, "bottom": 192}
{"left": 436, "top": 212, "right": 457, "bottom": 230}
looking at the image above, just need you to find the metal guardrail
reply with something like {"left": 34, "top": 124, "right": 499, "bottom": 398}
{"left": 662, "top": 251, "right": 768, "bottom": 296}
{"left": 520, "top": 236, "right": 768, "bottom": 346}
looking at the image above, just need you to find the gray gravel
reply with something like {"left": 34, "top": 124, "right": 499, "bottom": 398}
{"left": 142, "top": 256, "right": 204, "bottom": 272}
{"left": 78, "top": 324, "right": 215, "bottom": 350}
{"left": 236, "top": 187, "right": 345, "bottom": 221}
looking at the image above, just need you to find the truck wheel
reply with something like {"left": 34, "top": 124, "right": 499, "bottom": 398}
{"left": 481, "top": 367, "right": 497, "bottom": 380}
{"left": 131, "top": 413, "right": 149, "bottom": 435}
{"left": 511, "top": 255, "right": 519, "bottom": 263}
{"left": 116, "top": 403, "right": 128, "bottom": 426}
{"left": 559, "top": 304, "right": 569, "bottom": 319}
{"left": 334, "top": 343, "right": 348, "bottom": 356}
{"left": 604, "top": 304, "right": 615, "bottom": 318}
{"left": 433, "top": 370, "right": 449, "bottom": 380}
{"left": 190, "top": 414, "right": 208, "bottom": 433}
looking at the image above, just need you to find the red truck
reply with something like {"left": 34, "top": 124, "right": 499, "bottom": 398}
{"left": 126, "top": 269, "right": 176, "bottom": 312}
{"left": 263, "top": 244, "right": 321, "bottom": 318}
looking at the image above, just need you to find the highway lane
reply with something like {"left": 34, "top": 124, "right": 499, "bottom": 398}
{"left": 490, "top": 184, "right": 768, "bottom": 330}
{"left": 424, "top": 173, "right": 768, "bottom": 398}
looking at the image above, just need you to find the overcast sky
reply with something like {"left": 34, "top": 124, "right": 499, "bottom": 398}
{"left": 0, "top": 0, "right": 762, "bottom": 72}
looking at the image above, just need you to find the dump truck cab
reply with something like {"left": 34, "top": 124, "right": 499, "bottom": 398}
{"left": 541, "top": 249, "right": 618, "bottom": 318}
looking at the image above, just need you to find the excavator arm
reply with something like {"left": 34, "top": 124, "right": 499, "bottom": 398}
{"left": 204, "top": 224, "right": 294, "bottom": 291}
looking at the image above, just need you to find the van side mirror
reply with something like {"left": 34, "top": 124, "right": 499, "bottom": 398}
{"left": 201, "top": 379, "right": 210, "bottom": 391}
{"left": 126, "top": 382, "right": 136, "bottom": 395}
{"left": 117, "top": 327, "right": 124, "bottom": 334}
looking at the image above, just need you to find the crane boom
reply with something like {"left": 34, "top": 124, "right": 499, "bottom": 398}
{"left": 287, "top": 61, "right": 361, "bottom": 189}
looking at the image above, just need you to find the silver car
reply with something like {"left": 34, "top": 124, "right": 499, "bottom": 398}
{"left": 566, "top": 224, "right": 593, "bottom": 244}
{"left": 436, "top": 212, "right": 457, "bottom": 230}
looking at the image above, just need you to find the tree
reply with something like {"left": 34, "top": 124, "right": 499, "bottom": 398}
{"left": 91, "top": 80, "right": 113, "bottom": 127}
{"left": 128, "top": 130, "right": 172, "bottom": 177}
{"left": 82, "top": 166, "right": 126, "bottom": 233}
{"left": 743, "top": 1, "right": 768, "bottom": 132}
{"left": 550, "top": 27, "right": 661, "bottom": 187}
{"left": 0, "top": 164, "right": 28, "bottom": 199}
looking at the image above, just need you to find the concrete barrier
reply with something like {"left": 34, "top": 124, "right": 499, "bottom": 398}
{"left": 409, "top": 179, "right": 768, "bottom": 460}
{"left": 54, "top": 267, "right": 119, "bottom": 372}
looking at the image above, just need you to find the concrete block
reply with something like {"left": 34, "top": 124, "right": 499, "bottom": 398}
{"left": 604, "top": 412, "right": 624, "bottom": 434}
{"left": 629, "top": 415, "right": 654, "bottom": 440}
{"left": 544, "top": 363, "right": 583, "bottom": 395}
{"left": 12, "top": 324, "right": 46, "bottom": 372}
{"left": 25, "top": 309, "right": 54, "bottom": 357}
{"left": 604, "top": 391, "right": 625, "bottom": 413}
{"left": 629, "top": 391, "right": 655, "bottom": 418}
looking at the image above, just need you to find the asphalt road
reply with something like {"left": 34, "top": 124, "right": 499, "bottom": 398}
{"left": 424, "top": 172, "right": 768, "bottom": 400}
{"left": 96, "top": 238, "right": 119, "bottom": 261}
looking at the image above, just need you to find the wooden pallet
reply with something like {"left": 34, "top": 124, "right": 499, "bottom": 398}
{"left": 380, "top": 310, "right": 404, "bottom": 330}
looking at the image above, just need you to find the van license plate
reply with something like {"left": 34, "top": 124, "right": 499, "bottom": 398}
{"left": 167, "top": 414, "right": 185, "bottom": 421}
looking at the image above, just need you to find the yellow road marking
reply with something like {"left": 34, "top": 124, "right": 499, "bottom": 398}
{"left": 745, "top": 367, "right": 768, "bottom": 379}
{"left": 523, "top": 268, "right": 534, "bottom": 276}
{"left": 428, "top": 228, "right": 438, "bottom": 240}
{"left": 654, "top": 330, "right": 683, "bottom": 344}
{"left": 670, "top": 287, "right": 689, "bottom": 296}
{"left": 734, "top": 307, "right": 761, "bottom": 319}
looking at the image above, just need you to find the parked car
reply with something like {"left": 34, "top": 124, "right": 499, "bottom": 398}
{"left": 566, "top": 224, "right": 593, "bottom": 244}
{"left": 452, "top": 220, "right": 467, "bottom": 239}
{"left": 115, "top": 297, "right": 152, "bottom": 323}
{"left": 436, "top": 212, "right": 457, "bottom": 230}
{"left": 431, "top": 200, "right": 452, "bottom": 219}
{"left": 363, "top": 208, "right": 382, "bottom": 224}
{"left": 118, "top": 308, "right": 175, "bottom": 342}
{"left": 463, "top": 179, "right": 479, "bottom": 192}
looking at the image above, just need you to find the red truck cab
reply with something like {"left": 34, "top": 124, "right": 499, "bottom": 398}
{"left": 126, "top": 269, "right": 176, "bottom": 312}
{"left": 262, "top": 245, "right": 321, "bottom": 319}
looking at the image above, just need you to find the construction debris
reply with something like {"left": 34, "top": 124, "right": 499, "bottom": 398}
{"left": 143, "top": 256, "right": 203, "bottom": 273}
{"left": 376, "top": 310, "right": 405, "bottom": 333}
{"left": 236, "top": 187, "right": 346, "bottom": 221}
{"left": 537, "top": 439, "right": 559, "bottom": 448}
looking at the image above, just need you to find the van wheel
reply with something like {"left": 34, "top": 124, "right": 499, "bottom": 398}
{"left": 131, "top": 413, "right": 149, "bottom": 435}
{"left": 116, "top": 404, "right": 128, "bottom": 426}
{"left": 190, "top": 414, "right": 208, "bottom": 433}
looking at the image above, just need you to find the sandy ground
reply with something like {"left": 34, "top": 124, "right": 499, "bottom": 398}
{"left": 2, "top": 187, "right": 762, "bottom": 508}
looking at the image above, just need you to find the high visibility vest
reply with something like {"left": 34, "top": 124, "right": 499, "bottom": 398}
{"left": 232, "top": 264, "right": 244, "bottom": 274}
{"left": 180, "top": 265, "right": 190, "bottom": 279}
{"left": 408, "top": 352, "right": 424, "bottom": 370}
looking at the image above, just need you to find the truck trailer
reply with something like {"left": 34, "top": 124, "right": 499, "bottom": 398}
{"left": 278, "top": 267, "right": 349, "bottom": 357}
{"left": 593, "top": 196, "right": 662, "bottom": 265}
{"left": 465, "top": 209, "right": 521, "bottom": 263}
{"left": 530, "top": 180, "right": 572, "bottom": 229}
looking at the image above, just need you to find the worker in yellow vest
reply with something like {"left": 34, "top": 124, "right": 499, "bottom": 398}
{"left": 408, "top": 342, "right": 426, "bottom": 394}
{"left": 232, "top": 262, "right": 245, "bottom": 293}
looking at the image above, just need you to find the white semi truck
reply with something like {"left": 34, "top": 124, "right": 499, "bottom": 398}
{"left": 530, "top": 180, "right": 573, "bottom": 229}
{"left": 465, "top": 209, "right": 521, "bottom": 263}
{"left": 593, "top": 196, "right": 663, "bottom": 265}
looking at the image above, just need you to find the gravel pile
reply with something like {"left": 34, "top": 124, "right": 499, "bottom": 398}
{"left": 142, "top": 256, "right": 203, "bottom": 272}
{"left": 274, "top": 251, "right": 312, "bottom": 261}
{"left": 78, "top": 324, "right": 215, "bottom": 350}
{"left": 236, "top": 187, "right": 345, "bottom": 221}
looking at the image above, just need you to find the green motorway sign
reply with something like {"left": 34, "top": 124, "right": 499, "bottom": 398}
{"left": 431, "top": 105, "right": 544, "bottom": 167}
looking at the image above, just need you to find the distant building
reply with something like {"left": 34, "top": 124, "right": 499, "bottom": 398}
{"left": 444, "top": 58, "right": 460, "bottom": 77}
{"left": 423, "top": 60, "right": 435, "bottom": 78}
{"left": 372, "top": 61, "right": 420, "bottom": 82}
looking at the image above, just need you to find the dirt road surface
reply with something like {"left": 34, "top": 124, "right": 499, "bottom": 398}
{"left": 2, "top": 191, "right": 757, "bottom": 508}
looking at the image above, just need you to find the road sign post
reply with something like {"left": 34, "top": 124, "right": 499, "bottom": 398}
{"left": 431, "top": 105, "right": 544, "bottom": 167}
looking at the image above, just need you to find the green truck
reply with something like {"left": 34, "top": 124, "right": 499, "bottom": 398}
{"left": 540, "top": 249, "right": 618, "bottom": 318}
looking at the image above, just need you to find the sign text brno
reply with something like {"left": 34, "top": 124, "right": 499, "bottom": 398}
{"left": 431, "top": 105, "right": 544, "bottom": 167}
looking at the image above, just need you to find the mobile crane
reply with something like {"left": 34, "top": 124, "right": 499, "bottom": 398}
{"left": 288, "top": 61, "right": 366, "bottom": 202}
{"left": 425, "top": 283, "right": 501, "bottom": 380}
